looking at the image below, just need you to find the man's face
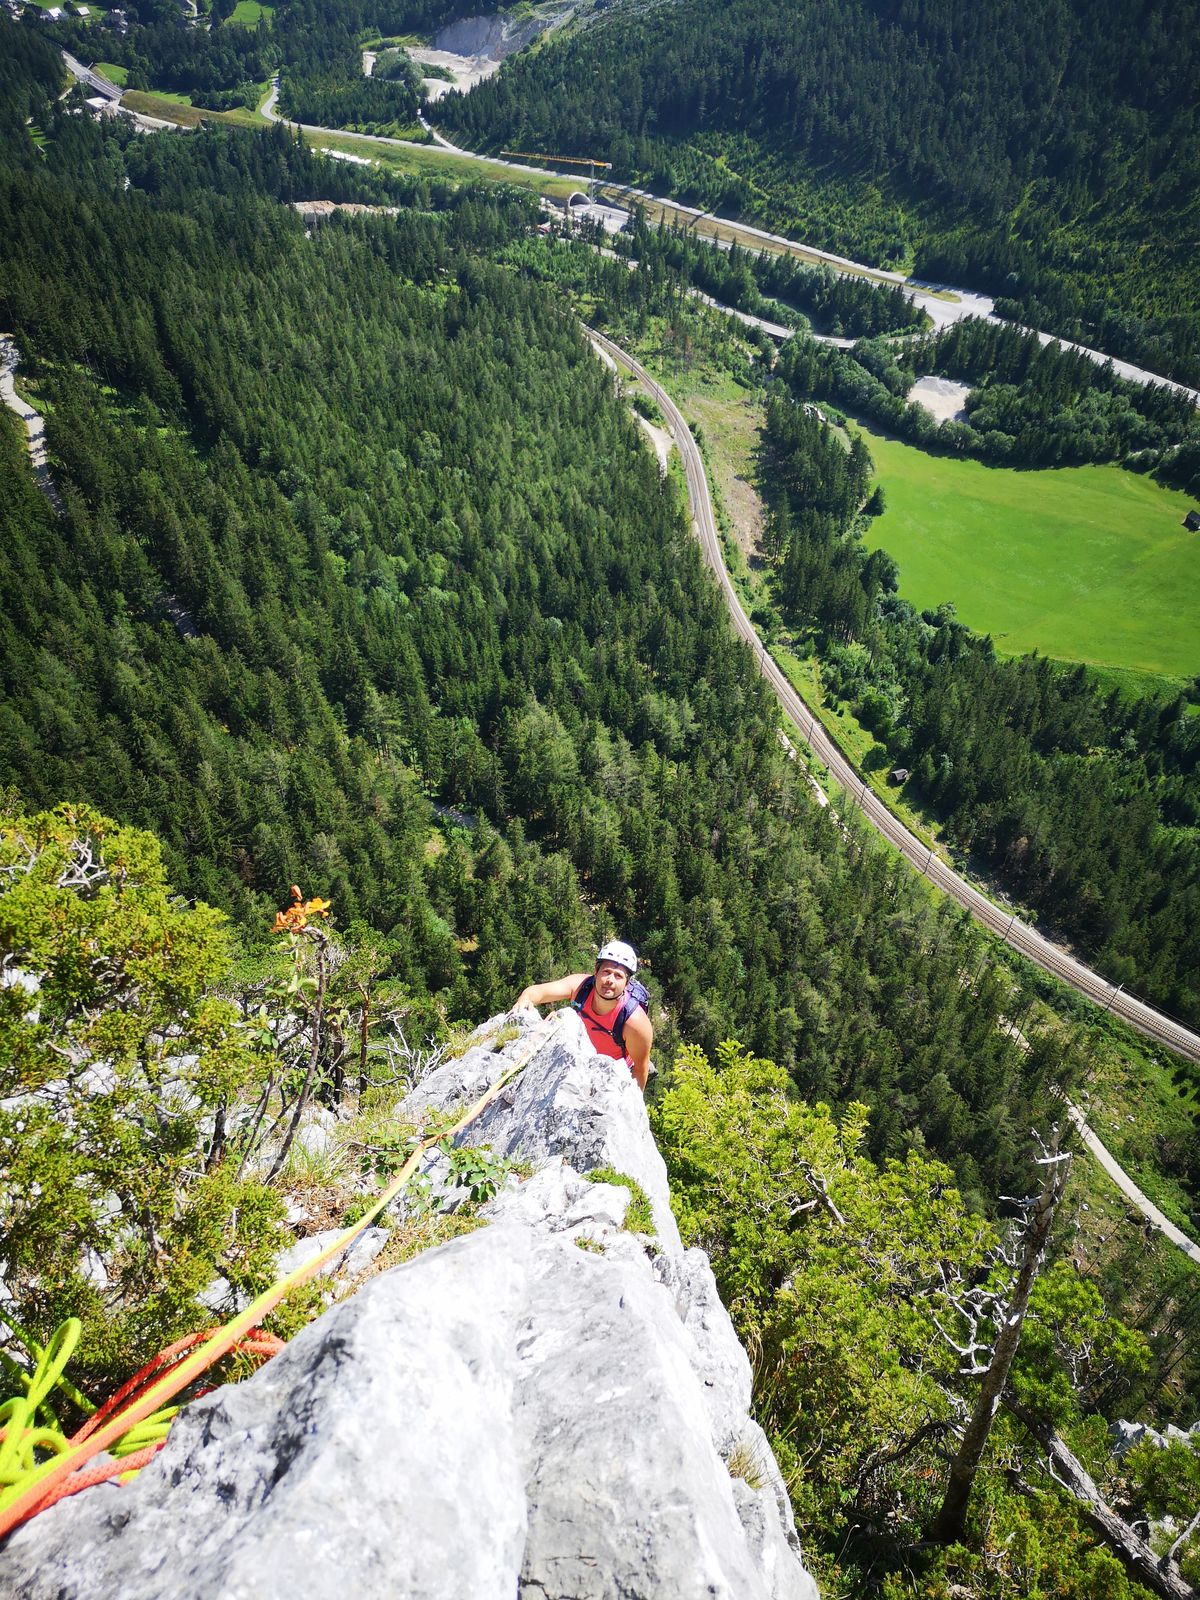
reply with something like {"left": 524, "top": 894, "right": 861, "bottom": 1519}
{"left": 594, "top": 960, "right": 630, "bottom": 1000}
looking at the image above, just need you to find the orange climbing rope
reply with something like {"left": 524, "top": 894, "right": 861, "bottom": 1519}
{"left": 21, "top": 1328, "right": 285, "bottom": 1513}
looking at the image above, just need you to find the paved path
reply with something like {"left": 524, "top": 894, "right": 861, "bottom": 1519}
{"left": 0, "top": 337, "right": 61, "bottom": 512}
{"left": 585, "top": 326, "right": 1200, "bottom": 1067}
{"left": 1065, "top": 1101, "right": 1200, "bottom": 1265}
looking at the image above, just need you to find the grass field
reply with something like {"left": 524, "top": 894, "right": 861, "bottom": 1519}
{"left": 227, "top": 0, "right": 272, "bottom": 21}
{"left": 858, "top": 419, "right": 1200, "bottom": 684}
{"left": 117, "top": 91, "right": 577, "bottom": 196}
{"left": 122, "top": 89, "right": 265, "bottom": 128}
{"left": 297, "top": 129, "right": 576, "bottom": 199}
{"left": 93, "top": 61, "right": 128, "bottom": 86}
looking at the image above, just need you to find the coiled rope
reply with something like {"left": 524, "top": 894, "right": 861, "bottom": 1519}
{"left": 0, "top": 1320, "right": 286, "bottom": 1510}
{"left": 0, "top": 1012, "right": 562, "bottom": 1542}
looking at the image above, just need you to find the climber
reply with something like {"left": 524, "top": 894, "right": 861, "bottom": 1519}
{"left": 513, "top": 940, "right": 653, "bottom": 1092}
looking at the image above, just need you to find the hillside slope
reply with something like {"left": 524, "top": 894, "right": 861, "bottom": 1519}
{"left": 0, "top": 29, "right": 1060, "bottom": 1202}
{"left": 438, "top": 0, "right": 1200, "bottom": 384}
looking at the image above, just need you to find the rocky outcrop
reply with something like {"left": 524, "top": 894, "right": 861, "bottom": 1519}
{"left": 1110, "top": 1417, "right": 1200, "bottom": 1456}
{"left": 0, "top": 336, "right": 61, "bottom": 513}
{"left": 430, "top": 8, "right": 566, "bottom": 62}
{"left": 0, "top": 1010, "right": 818, "bottom": 1600}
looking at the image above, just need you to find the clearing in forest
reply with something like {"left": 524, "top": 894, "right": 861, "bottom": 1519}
{"left": 228, "top": 0, "right": 273, "bottom": 23}
{"left": 669, "top": 369, "right": 765, "bottom": 568}
{"left": 859, "top": 420, "right": 1200, "bottom": 685}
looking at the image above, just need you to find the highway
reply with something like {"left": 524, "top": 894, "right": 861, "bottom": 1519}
{"left": 61, "top": 51, "right": 122, "bottom": 100}
{"left": 585, "top": 326, "right": 1200, "bottom": 1067}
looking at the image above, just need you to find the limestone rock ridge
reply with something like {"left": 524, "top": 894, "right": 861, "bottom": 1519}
{"left": 0, "top": 1009, "right": 819, "bottom": 1600}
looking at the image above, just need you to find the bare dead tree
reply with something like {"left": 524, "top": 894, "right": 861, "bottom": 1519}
{"left": 1005, "top": 1397, "right": 1196, "bottom": 1600}
{"left": 932, "top": 1129, "right": 1072, "bottom": 1544}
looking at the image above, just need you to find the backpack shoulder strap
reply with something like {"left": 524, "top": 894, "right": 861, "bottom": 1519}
{"left": 612, "top": 980, "right": 649, "bottom": 1048}
{"left": 570, "top": 975, "right": 594, "bottom": 1014}
{"left": 572, "top": 976, "right": 648, "bottom": 1049}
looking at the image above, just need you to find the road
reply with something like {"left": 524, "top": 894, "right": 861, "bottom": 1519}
{"left": 1065, "top": 1102, "right": 1200, "bottom": 1266}
{"left": 60, "top": 52, "right": 184, "bottom": 132}
{"left": 61, "top": 50, "right": 122, "bottom": 100}
{"left": 77, "top": 52, "right": 1200, "bottom": 402}
{"left": 575, "top": 239, "right": 805, "bottom": 342}
{"left": 266, "top": 85, "right": 1200, "bottom": 402}
{"left": 584, "top": 326, "right": 1200, "bottom": 1067}
{"left": 263, "top": 82, "right": 558, "bottom": 180}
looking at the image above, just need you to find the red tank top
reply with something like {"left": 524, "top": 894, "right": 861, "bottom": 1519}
{"left": 574, "top": 981, "right": 631, "bottom": 1065}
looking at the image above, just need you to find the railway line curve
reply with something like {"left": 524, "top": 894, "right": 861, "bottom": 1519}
{"left": 584, "top": 326, "right": 1200, "bottom": 1068}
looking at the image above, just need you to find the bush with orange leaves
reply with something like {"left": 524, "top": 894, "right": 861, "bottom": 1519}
{"left": 272, "top": 885, "right": 334, "bottom": 935}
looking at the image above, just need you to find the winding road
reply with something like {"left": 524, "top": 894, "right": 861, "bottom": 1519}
{"left": 263, "top": 76, "right": 1200, "bottom": 403}
{"left": 585, "top": 326, "right": 1200, "bottom": 1068}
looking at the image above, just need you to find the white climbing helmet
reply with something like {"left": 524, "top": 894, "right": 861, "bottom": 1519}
{"left": 597, "top": 939, "right": 638, "bottom": 976}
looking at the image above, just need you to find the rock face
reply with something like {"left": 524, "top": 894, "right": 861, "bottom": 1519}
{"left": 0, "top": 1010, "right": 819, "bottom": 1600}
{"left": 1110, "top": 1417, "right": 1200, "bottom": 1456}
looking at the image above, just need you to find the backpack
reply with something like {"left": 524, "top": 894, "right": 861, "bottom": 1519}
{"left": 571, "top": 974, "right": 650, "bottom": 1049}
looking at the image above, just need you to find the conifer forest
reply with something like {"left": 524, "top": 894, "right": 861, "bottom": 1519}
{"left": 1, "top": 5, "right": 1199, "bottom": 1595}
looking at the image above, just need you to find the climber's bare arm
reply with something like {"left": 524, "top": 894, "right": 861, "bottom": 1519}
{"left": 513, "top": 973, "right": 590, "bottom": 1012}
{"left": 624, "top": 1009, "right": 653, "bottom": 1093}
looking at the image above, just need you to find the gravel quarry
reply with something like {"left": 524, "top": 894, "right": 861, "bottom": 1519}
{"left": 405, "top": 6, "right": 575, "bottom": 101}
{"left": 408, "top": 46, "right": 500, "bottom": 100}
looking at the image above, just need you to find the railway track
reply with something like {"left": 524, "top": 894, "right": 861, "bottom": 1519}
{"left": 585, "top": 326, "right": 1200, "bottom": 1067}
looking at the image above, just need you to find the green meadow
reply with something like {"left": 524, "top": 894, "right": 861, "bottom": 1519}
{"left": 227, "top": 0, "right": 273, "bottom": 24}
{"left": 858, "top": 420, "right": 1200, "bottom": 685}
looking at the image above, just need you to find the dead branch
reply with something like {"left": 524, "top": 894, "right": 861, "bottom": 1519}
{"left": 932, "top": 1135, "right": 1071, "bottom": 1544}
{"left": 1165, "top": 1507, "right": 1200, "bottom": 1570}
{"left": 1006, "top": 1397, "right": 1196, "bottom": 1600}
{"left": 852, "top": 1419, "right": 958, "bottom": 1508}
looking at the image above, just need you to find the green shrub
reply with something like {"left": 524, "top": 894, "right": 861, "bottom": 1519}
{"left": 0, "top": 801, "right": 285, "bottom": 1388}
{"left": 585, "top": 1165, "right": 654, "bottom": 1233}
